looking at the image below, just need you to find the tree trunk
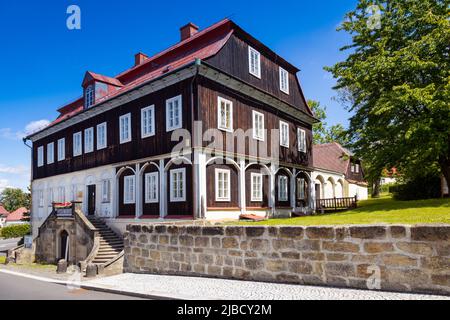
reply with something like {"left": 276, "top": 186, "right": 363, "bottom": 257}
{"left": 372, "top": 178, "right": 381, "bottom": 198}
{"left": 439, "top": 156, "right": 450, "bottom": 196}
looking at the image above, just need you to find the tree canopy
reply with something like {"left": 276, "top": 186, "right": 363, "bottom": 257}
{"left": 0, "top": 188, "right": 31, "bottom": 213}
{"left": 326, "top": 0, "right": 450, "bottom": 189}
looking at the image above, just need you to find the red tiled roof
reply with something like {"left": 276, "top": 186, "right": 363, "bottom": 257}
{"left": 0, "top": 204, "right": 9, "bottom": 217}
{"left": 5, "top": 207, "right": 28, "bottom": 222}
{"left": 313, "top": 143, "right": 351, "bottom": 174}
{"left": 83, "top": 71, "right": 123, "bottom": 87}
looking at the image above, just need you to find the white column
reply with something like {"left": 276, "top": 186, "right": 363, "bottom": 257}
{"left": 291, "top": 168, "right": 297, "bottom": 210}
{"left": 159, "top": 159, "right": 166, "bottom": 219}
{"left": 194, "top": 151, "right": 207, "bottom": 219}
{"left": 269, "top": 164, "right": 277, "bottom": 217}
{"left": 239, "top": 158, "right": 246, "bottom": 215}
{"left": 114, "top": 174, "right": 119, "bottom": 218}
{"left": 135, "top": 164, "right": 141, "bottom": 219}
{"left": 310, "top": 176, "right": 316, "bottom": 212}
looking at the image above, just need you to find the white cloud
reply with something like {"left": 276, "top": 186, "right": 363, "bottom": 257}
{"left": 0, "top": 164, "right": 29, "bottom": 176}
{"left": 0, "top": 119, "right": 50, "bottom": 141}
{"left": 0, "top": 179, "right": 11, "bottom": 193}
{"left": 24, "top": 119, "right": 50, "bottom": 135}
{"left": 0, "top": 128, "right": 23, "bottom": 140}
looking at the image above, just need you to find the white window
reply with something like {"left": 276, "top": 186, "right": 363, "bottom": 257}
{"left": 215, "top": 169, "right": 231, "bottom": 202}
{"left": 278, "top": 176, "right": 288, "bottom": 201}
{"left": 355, "top": 164, "right": 360, "bottom": 173}
{"left": 145, "top": 172, "right": 159, "bottom": 203}
{"left": 251, "top": 172, "right": 263, "bottom": 202}
{"left": 248, "top": 46, "right": 261, "bottom": 78}
{"left": 217, "top": 97, "right": 233, "bottom": 132}
{"left": 37, "top": 146, "right": 44, "bottom": 167}
{"left": 97, "top": 122, "right": 107, "bottom": 150}
{"left": 252, "top": 111, "right": 265, "bottom": 141}
{"left": 38, "top": 190, "right": 44, "bottom": 208}
{"left": 119, "top": 113, "right": 132, "bottom": 144}
{"left": 141, "top": 105, "right": 155, "bottom": 138}
{"left": 47, "top": 143, "right": 54, "bottom": 165}
{"left": 47, "top": 188, "right": 54, "bottom": 207}
{"left": 123, "top": 176, "right": 135, "bottom": 204}
{"left": 279, "top": 67, "right": 289, "bottom": 94}
{"left": 297, "top": 178, "right": 305, "bottom": 200}
{"left": 298, "top": 128, "right": 306, "bottom": 153}
{"left": 84, "top": 127, "right": 94, "bottom": 153}
{"left": 351, "top": 164, "right": 355, "bottom": 173}
{"left": 170, "top": 168, "right": 186, "bottom": 202}
{"left": 101, "top": 180, "right": 111, "bottom": 203}
{"left": 280, "top": 121, "right": 289, "bottom": 148}
{"left": 57, "top": 187, "right": 65, "bottom": 203}
{"left": 57, "top": 138, "right": 65, "bottom": 161}
{"left": 166, "top": 95, "right": 182, "bottom": 131}
{"left": 85, "top": 85, "right": 94, "bottom": 108}
{"left": 73, "top": 132, "right": 82, "bottom": 156}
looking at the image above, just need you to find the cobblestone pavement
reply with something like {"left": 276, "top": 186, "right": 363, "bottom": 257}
{"left": 84, "top": 273, "right": 450, "bottom": 300}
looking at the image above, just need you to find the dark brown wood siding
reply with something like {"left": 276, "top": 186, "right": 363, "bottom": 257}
{"left": 165, "top": 162, "right": 193, "bottom": 217}
{"left": 141, "top": 163, "right": 160, "bottom": 217}
{"left": 117, "top": 167, "right": 136, "bottom": 217}
{"left": 206, "top": 163, "right": 239, "bottom": 209}
{"left": 33, "top": 79, "right": 193, "bottom": 180}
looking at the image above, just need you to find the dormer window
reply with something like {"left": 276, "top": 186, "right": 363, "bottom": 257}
{"left": 85, "top": 85, "right": 95, "bottom": 108}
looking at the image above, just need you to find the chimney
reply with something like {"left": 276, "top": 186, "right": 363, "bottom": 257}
{"left": 180, "top": 22, "right": 199, "bottom": 41}
{"left": 134, "top": 52, "right": 148, "bottom": 66}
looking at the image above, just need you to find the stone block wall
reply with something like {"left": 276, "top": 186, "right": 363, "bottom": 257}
{"left": 124, "top": 224, "right": 450, "bottom": 295}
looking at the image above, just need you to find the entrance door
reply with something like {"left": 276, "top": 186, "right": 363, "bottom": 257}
{"left": 87, "top": 185, "right": 96, "bottom": 216}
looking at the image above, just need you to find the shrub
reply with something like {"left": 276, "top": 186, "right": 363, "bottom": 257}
{"left": 0, "top": 224, "right": 31, "bottom": 239}
{"left": 393, "top": 174, "right": 441, "bottom": 201}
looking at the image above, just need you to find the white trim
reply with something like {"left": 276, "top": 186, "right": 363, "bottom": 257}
{"left": 73, "top": 132, "right": 82, "bottom": 157}
{"left": 279, "top": 67, "right": 290, "bottom": 94}
{"left": 37, "top": 146, "right": 44, "bottom": 167}
{"left": 248, "top": 46, "right": 261, "bottom": 79}
{"left": 57, "top": 138, "right": 65, "bottom": 161}
{"left": 97, "top": 122, "right": 107, "bottom": 150}
{"left": 278, "top": 175, "right": 288, "bottom": 201}
{"left": 144, "top": 172, "right": 159, "bottom": 204}
{"left": 85, "top": 85, "right": 95, "bottom": 109}
{"left": 298, "top": 128, "right": 306, "bottom": 153}
{"left": 166, "top": 95, "right": 182, "bottom": 132}
{"left": 84, "top": 127, "right": 94, "bottom": 153}
{"left": 215, "top": 168, "right": 231, "bottom": 202}
{"left": 169, "top": 168, "right": 186, "bottom": 202}
{"left": 279, "top": 120, "right": 289, "bottom": 148}
{"left": 123, "top": 175, "right": 136, "bottom": 204}
{"left": 47, "top": 142, "right": 54, "bottom": 165}
{"left": 252, "top": 110, "right": 265, "bottom": 141}
{"left": 250, "top": 172, "right": 263, "bottom": 202}
{"left": 119, "top": 113, "right": 132, "bottom": 144}
{"left": 217, "top": 97, "right": 233, "bottom": 132}
{"left": 141, "top": 105, "right": 155, "bottom": 138}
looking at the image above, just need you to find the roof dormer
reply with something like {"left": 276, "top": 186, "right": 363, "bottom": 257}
{"left": 82, "top": 71, "right": 123, "bottom": 109}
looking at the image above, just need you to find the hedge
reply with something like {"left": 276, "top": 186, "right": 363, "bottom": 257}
{"left": 0, "top": 224, "right": 31, "bottom": 239}
{"left": 393, "top": 174, "right": 441, "bottom": 201}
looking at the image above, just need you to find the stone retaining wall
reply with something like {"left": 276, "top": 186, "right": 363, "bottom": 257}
{"left": 124, "top": 224, "right": 450, "bottom": 295}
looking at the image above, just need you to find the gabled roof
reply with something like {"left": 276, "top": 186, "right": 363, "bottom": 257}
{"left": 0, "top": 204, "right": 9, "bottom": 217}
{"left": 5, "top": 207, "right": 28, "bottom": 222}
{"left": 82, "top": 71, "right": 124, "bottom": 87}
{"left": 313, "top": 143, "right": 352, "bottom": 174}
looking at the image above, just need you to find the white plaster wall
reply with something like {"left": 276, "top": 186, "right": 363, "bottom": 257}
{"left": 312, "top": 170, "right": 345, "bottom": 199}
{"left": 347, "top": 183, "right": 368, "bottom": 201}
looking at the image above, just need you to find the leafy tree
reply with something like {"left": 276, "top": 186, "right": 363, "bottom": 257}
{"left": 0, "top": 188, "right": 31, "bottom": 212}
{"left": 326, "top": 0, "right": 450, "bottom": 193}
{"left": 309, "top": 100, "right": 350, "bottom": 146}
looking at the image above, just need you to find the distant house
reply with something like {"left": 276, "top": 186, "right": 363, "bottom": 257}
{"left": 312, "top": 143, "right": 368, "bottom": 201}
{"left": 5, "top": 207, "right": 29, "bottom": 226}
{"left": 0, "top": 204, "right": 9, "bottom": 228}
{"left": 380, "top": 168, "right": 399, "bottom": 186}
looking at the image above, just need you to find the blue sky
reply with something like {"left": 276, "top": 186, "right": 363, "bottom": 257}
{"left": 0, "top": 0, "right": 356, "bottom": 191}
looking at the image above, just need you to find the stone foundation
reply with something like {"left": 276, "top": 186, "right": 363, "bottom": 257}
{"left": 124, "top": 224, "right": 450, "bottom": 295}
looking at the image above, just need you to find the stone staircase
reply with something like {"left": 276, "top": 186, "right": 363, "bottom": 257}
{"left": 87, "top": 216, "right": 124, "bottom": 265}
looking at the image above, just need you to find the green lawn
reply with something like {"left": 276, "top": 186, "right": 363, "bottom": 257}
{"left": 228, "top": 195, "right": 450, "bottom": 226}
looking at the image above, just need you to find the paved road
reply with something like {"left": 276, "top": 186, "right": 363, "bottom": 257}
{"left": 0, "top": 272, "right": 144, "bottom": 300}
{"left": 0, "top": 238, "right": 21, "bottom": 256}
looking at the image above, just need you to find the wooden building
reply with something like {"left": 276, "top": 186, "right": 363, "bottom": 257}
{"left": 26, "top": 19, "right": 317, "bottom": 234}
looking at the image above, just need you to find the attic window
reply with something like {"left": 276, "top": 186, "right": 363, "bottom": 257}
{"left": 85, "top": 85, "right": 94, "bottom": 108}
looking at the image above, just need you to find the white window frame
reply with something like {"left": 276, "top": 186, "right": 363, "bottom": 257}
{"left": 85, "top": 85, "right": 95, "bottom": 108}
{"left": 123, "top": 175, "right": 136, "bottom": 204}
{"left": 170, "top": 168, "right": 186, "bottom": 202}
{"left": 298, "top": 128, "right": 306, "bottom": 153}
{"left": 297, "top": 178, "right": 306, "bottom": 200}
{"left": 250, "top": 172, "right": 263, "bottom": 202}
{"left": 279, "top": 67, "right": 290, "bottom": 94}
{"left": 278, "top": 175, "right": 288, "bottom": 201}
{"left": 166, "top": 95, "right": 182, "bottom": 132}
{"left": 37, "top": 146, "right": 44, "bottom": 167}
{"left": 101, "top": 179, "right": 111, "bottom": 203}
{"left": 57, "top": 138, "right": 65, "bottom": 161}
{"left": 141, "top": 105, "right": 155, "bottom": 138}
{"left": 215, "top": 169, "right": 231, "bottom": 202}
{"left": 351, "top": 164, "right": 355, "bottom": 173}
{"left": 217, "top": 97, "right": 233, "bottom": 132}
{"left": 279, "top": 121, "right": 289, "bottom": 148}
{"left": 355, "top": 164, "right": 360, "bottom": 173}
{"left": 73, "top": 132, "right": 82, "bottom": 156}
{"left": 145, "top": 172, "right": 159, "bottom": 204}
{"left": 248, "top": 46, "right": 261, "bottom": 78}
{"left": 119, "top": 113, "right": 132, "bottom": 144}
{"left": 47, "top": 142, "right": 54, "bottom": 165}
{"left": 84, "top": 127, "right": 94, "bottom": 153}
{"left": 252, "top": 110, "right": 265, "bottom": 141}
{"left": 97, "top": 122, "right": 107, "bottom": 150}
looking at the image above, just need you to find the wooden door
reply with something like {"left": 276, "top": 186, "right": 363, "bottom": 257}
{"left": 87, "top": 185, "right": 96, "bottom": 216}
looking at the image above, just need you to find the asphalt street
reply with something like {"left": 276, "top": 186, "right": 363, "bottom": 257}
{"left": 0, "top": 238, "right": 21, "bottom": 256}
{"left": 0, "top": 272, "right": 144, "bottom": 300}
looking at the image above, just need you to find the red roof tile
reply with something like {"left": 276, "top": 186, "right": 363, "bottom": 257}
{"left": 313, "top": 143, "right": 351, "bottom": 174}
{"left": 83, "top": 71, "right": 123, "bottom": 87}
{"left": 0, "top": 204, "right": 9, "bottom": 217}
{"left": 5, "top": 207, "right": 28, "bottom": 222}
